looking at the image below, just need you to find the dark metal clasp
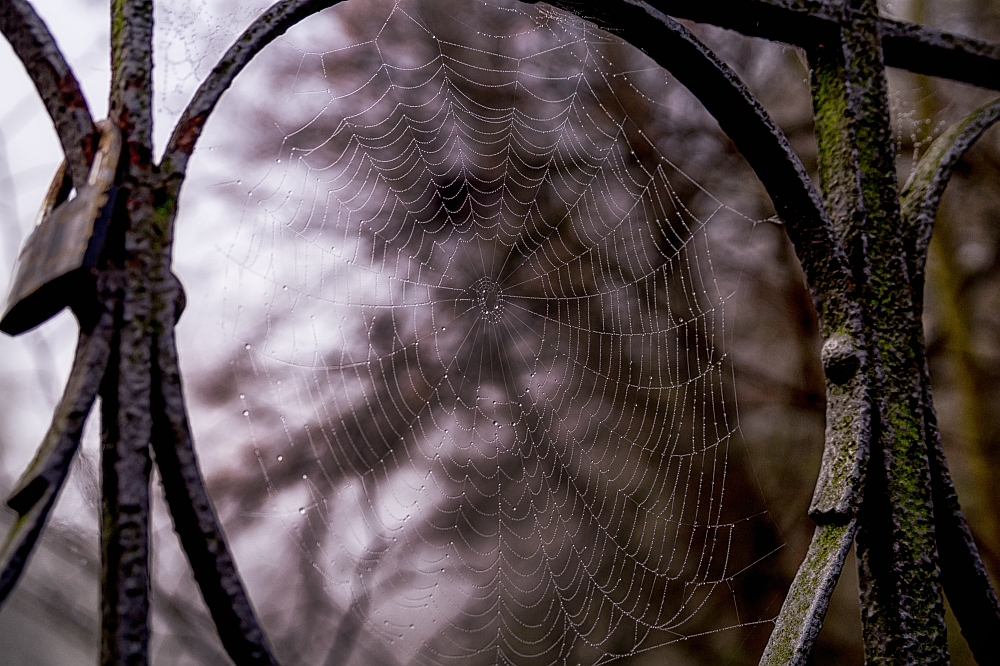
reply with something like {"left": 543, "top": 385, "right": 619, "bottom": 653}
{"left": 0, "top": 120, "right": 121, "bottom": 335}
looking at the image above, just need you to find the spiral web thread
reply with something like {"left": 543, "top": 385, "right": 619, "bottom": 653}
{"left": 220, "top": 1, "right": 773, "bottom": 663}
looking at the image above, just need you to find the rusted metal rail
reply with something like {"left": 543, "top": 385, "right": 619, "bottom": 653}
{"left": 0, "top": 0, "right": 998, "bottom": 664}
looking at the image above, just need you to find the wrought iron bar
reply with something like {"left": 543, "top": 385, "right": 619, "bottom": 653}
{"left": 546, "top": 3, "right": 875, "bottom": 661}
{"left": 807, "top": 1, "right": 948, "bottom": 661}
{"left": 900, "top": 99, "right": 1000, "bottom": 665}
{"left": 644, "top": 0, "right": 1000, "bottom": 91}
{"left": 100, "top": 270, "right": 153, "bottom": 666}
{"left": 0, "top": 0, "right": 999, "bottom": 664}
{"left": 0, "top": 0, "right": 97, "bottom": 186}
{"left": 149, "top": 274, "right": 279, "bottom": 666}
{"left": 0, "top": 285, "right": 116, "bottom": 601}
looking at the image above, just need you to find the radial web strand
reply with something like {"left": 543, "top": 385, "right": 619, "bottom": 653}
{"left": 215, "top": 1, "right": 777, "bottom": 663}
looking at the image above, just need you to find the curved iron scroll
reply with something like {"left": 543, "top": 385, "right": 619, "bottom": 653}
{"left": 2, "top": 0, "right": 999, "bottom": 663}
{"left": 900, "top": 98, "right": 1000, "bottom": 666}
{"left": 4, "top": 0, "right": 873, "bottom": 663}
{"left": 535, "top": 2, "right": 873, "bottom": 661}
{"left": 0, "top": 276, "right": 117, "bottom": 600}
{"left": 902, "top": 98, "right": 1000, "bottom": 288}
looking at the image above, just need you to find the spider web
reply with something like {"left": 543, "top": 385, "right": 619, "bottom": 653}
{"left": 212, "top": 1, "right": 775, "bottom": 663}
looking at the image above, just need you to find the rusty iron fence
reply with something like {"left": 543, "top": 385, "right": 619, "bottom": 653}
{"left": 0, "top": 0, "right": 999, "bottom": 664}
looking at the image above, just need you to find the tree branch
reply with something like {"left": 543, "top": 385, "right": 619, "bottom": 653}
{"left": 0, "top": 0, "right": 96, "bottom": 188}
{"left": 161, "top": 0, "right": 344, "bottom": 178}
